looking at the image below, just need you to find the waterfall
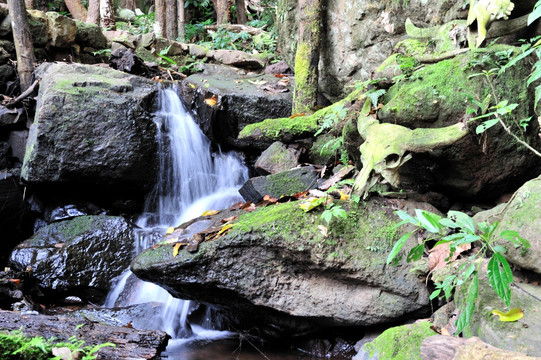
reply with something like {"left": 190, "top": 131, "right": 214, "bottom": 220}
{"left": 105, "top": 86, "right": 248, "bottom": 340}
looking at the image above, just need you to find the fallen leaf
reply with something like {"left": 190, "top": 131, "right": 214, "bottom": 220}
{"left": 428, "top": 242, "right": 471, "bottom": 271}
{"left": 217, "top": 223, "right": 235, "bottom": 236}
{"left": 492, "top": 308, "right": 524, "bottom": 322}
{"left": 263, "top": 194, "right": 278, "bottom": 202}
{"left": 201, "top": 209, "right": 219, "bottom": 216}
{"left": 289, "top": 112, "right": 306, "bottom": 119}
{"left": 221, "top": 215, "right": 238, "bottom": 223}
{"left": 188, "top": 83, "right": 195, "bottom": 88}
{"left": 8, "top": 279, "right": 20, "bottom": 286}
{"left": 123, "top": 321, "right": 133, "bottom": 328}
{"left": 274, "top": 74, "right": 286, "bottom": 78}
{"left": 204, "top": 95, "right": 217, "bottom": 106}
{"left": 166, "top": 227, "right": 175, "bottom": 234}
{"left": 172, "top": 243, "right": 181, "bottom": 257}
{"left": 247, "top": 79, "right": 268, "bottom": 86}
{"left": 299, "top": 197, "right": 326, "bottom": 212}
{"left": 54, "top": 243, "right": 65, "bottom": 249}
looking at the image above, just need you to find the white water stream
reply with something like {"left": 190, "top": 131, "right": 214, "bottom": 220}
{"left": 104, "top": 86, "right": 248, "bottom": 344}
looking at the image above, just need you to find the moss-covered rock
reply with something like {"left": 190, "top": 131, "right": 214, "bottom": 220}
{"left": 9, "top": 215, "right": 135, "bottom": 301}
{"left": 377, "top": 45, "right": 541, "bottom": 197}
{"left": 254, "top": 141, "right": 303, "bottom": 175}
{"left": 74, "top": 19, "right": 107, "bottom": 49}
{"left": 357, "top": 322, "right": 437, "bottom": 360}
{"left": 131, "top": 198, "right": 431, "bottom": 337}
{"left": 454, "top": 275, "right": 541, "bottom": 356}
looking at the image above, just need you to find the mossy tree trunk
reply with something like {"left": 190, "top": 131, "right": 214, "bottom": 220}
{"left": 292, "top": 0, "right": 322, "bottom": 115}
{"left": 7, "top": 0, "right": 35, "bottom": 92}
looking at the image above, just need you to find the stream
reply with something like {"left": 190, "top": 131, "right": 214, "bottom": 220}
{"left": 102, "top": 87, "right": 334, "bottom": 359}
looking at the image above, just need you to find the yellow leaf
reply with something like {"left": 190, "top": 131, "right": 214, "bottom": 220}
{"left": 172, "top": 243, "right": 181, "bottom": 257}
{"left": 217, "top": 223, "right": 235, "bottom": 236}
{"left": 189, "top": 83, "right": 195, "bottom": 88}
{"left": 204, "top": 95, "right": 217, "bottom": 106}
{"left": 166, "top": 227, "right": 175, "bottom": 234}
{"left": 298, "top": 197, "right": 325, "bottom": 212}
{"left": 339, "top": 190, "right": 350, "bottom": 201}
{"left": 492, "top": 308, "right": 524, "bottom": 322}
{"left": 201, "top": 209, "right": 219, "bottom": 216}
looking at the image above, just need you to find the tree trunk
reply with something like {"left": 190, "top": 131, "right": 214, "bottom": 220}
{"left": 215, "top": 0, "right": 231, "bottom": 24}
{"left": 154, "top": 0, "right": 166, "bottom": 36}
{"left": 235, "top": 0, "right": 247, "bottom": 24}
{"left": 125, "top": 0, "right": 136, "bottom": 10}
{"left": 7, "top": 0, "right": 35, "bottom": 92}
{"left": 177, "top": 0, "right": 185, "bottom": 41}
{"left": 100, "top": 0, "right": 116, "bottom": 29}
{"left": 165, "top": 0, "right": 177, "bottom": 39}
{"left": 65, "top": 0, "right": 88, "bottom": 21}
{"left": 87, "top": 0, "right": 101, "bottom": 24}
{"left": 292, "top": 0, "right": 322, "bottom": 114}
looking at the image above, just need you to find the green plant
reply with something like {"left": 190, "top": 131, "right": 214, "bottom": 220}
{"left": 387, "top": 209, "right": 530, "bottom": 334}
{"left": 0, "top": 326, "right": 115, "bottom": 360}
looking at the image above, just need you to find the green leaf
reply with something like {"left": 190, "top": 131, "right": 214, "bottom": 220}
{"left": 395, "top": 210, "right": 419, "bottom": 225}
{"left": 387, "top": 232, "right": 411, "bottom": 265}
{"left": 430, "top": 288, "right": 442, "bottom": 300}
{"left": 448, "top": 211, "right": 476, "bottom": 234}
{"left": 492, "top": 244, "right": 507, "bottom": 254}
{"left": 491, "top": 308, "right": 524, "bottom": 322}
{"left": 439, "top": 217, "right": 459, "bottom": 229}
{"left": 529, "top": 2, "right": 541, "bottom": 26}
{"left": 407, "top": 244, "right": 425, "bottom": 262}
{"left": 500, "top": 230, "right": 531, "bottom": 249}
{"left": 455, "top": 271, "right": 478, "bottom": 335}
{"left": 475, "top": 119, "right": 499, "bottom": 134}
{"left": 487, "top": 253, "right": 513, "bottom": 307}
{"left": 535, "top": 85, "right": 541, "bottom": 111}
{"left": 415, "top": 209, "right": 442, "bottom": 233}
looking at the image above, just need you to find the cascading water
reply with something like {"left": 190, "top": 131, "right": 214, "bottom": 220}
{"left": 104, "top": 86, "right": 248, "bottom": 343}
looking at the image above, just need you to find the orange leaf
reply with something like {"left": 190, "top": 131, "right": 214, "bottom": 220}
{"left": 8, "top": 279, "right": 20, "bottom": 286}
{"left": 428, "top": 242, "right": 471, "bottom": 271}
{"left": 289, "top": 112, "right": 306, "bottom": 119}
{"left": 204, "top": 95, "right": 218, "bottom": 106}
{"left": 274, "top": 74, "right": 286, "bottom": 78}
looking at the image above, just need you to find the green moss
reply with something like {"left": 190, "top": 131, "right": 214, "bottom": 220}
{"left": 363, "top": 322, "right": 437, "bottom": 360}
{"left": 293, "top": 41, "right": 317, "bottom": 114}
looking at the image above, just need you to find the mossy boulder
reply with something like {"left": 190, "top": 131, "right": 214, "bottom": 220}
{"left": 356, "top": 322, "right": 437, "bottom": 360}
{"left": 46, "top": 11, "right": 77, "bottom": 48}
{"left": 377, "top": 45, "right": 541, "bottom": 197}
{"left": 74, "top": 20, "right": 107, "bottom": 49}
{"left": 254, "top": 141, "right": 303, "bottom": 175}
{"left": 9, "top": 215, "right": 135, "bottom": 301}
{"left": 454, "top": 277, "right": 541, "bottom": 356}
{"left": 492, "top": 175, "right": 541, "bottom": 274}
{"left": 21, "top": 62, "right": 158, "bottom": 197}
{"left": 131, "top": 198, "right": 431, "bottom": 337}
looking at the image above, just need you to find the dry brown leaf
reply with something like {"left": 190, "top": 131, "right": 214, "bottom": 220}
{"left": 221, "top": 215, "right": 239, "bottom": 223}
{"left": 318, "top": 225, "right": 328, "bottom": 238}
{"left": 428, "top": 242, "right": 471, "bottom": 271}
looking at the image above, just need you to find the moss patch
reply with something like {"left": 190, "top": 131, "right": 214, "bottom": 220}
{"left": 363, "top": 322, "right": 437, "bottom": 360}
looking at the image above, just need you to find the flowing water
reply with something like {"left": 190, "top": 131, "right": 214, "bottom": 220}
{"left": 104, "top": 87, "right": 336, "bottom": 359}
{"left": 104, "top": 86, "right": 249, "bottom": 350}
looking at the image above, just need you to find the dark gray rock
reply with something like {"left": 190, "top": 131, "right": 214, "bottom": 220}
{"left": 254, "top": 141, "right": 303, "bottom": 175}
{"left": 74, "top": 19, "right": 107, "bottom": 49}
{"left": 239, "top": 165, "right": 318, "bottom": 203}
{"left": 8, "top": 130, "right": 27, "bottom": 163}
{"left": 9, "top": 215, "right": 135, "bottom": 301}
{"left": 0, "top": 142, "right": 10, "bottom": 169}
{"left": 180, "top": 72, "right": 292, "bottom": 146}
{"left": 0, "top": 171, "right": 27, "bottom": 264}
{"left": 264, "top": 59, "right": 292, "bottom": 74}
{"left": 27, "top": 10, "right": 49, "bottom": 47}
{"left": 131, "top": 198, "right": 431, "bottom": 337}
{"left": 21, "top": 62, "right": 158, "bottom": 195}
{"left": 109, "top": 47, "right": 156, "bottom": 76}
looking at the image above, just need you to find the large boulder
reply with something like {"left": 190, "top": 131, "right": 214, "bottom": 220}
{"left": 74, "top": 19, "right": 107, "bottom": 50}
{"left": 454, "top": 278, "right": 541, "bottom": 356}
{"left": 276, "top": 0, "right": 466, "bottom": 99}
{"left": 131, "top": 199, "right": 431, "bottom": 337}
{"left": 46, "top": 11, "right": 77, "bottom": 48}
{"left": 0, "top": 171, "right": 28, "bottom": 265}
{"left": 375, "top": 46, "right": 541, "bottom": 198}
{"left": 180, "top": 71, "right": 292, "bottom": 146}
{"left": 21, "top": 62, "right": 158, "bottom": 197}
{"left": 9, "top": 215, "right": 135, "bottom": 301}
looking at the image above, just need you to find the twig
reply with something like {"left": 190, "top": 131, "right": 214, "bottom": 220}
{"left": 5, "top": 78, "right": 40, "bottom": 107}
{"left": 158, "top": 66, "right": 187, "bottom": 79}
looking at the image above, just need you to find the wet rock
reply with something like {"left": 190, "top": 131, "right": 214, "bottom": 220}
{"left": 254, "top": 141, "right": 303, "bottom": 175}
{"left": 180, "top": 71, "right": 292, "bottom": 146}
{"left": 238, "top": 165, "right": 318, "bottom": 203}
{"left": 44, "top": 204, "right": 89, "bottom": 223}
{"left": 455, "top": 278, "right": 541, "bottom": 356}
{"left": 21, "top": 62, "right": 158, "bottom": 197}
{"left": 46, "top": 12, "right": 77, "bottom": 48}
{"left": 264, "top": 59, "right": 292, "bottom": 75}
{"left": 0, "top": 142, "right": 10, "bottom": 169}
{"left": 0, "top": 309, "right": 169, "bottom": 360}
{"left": 132, "top": 198, "right": 432, "bottom": 337}
{"left": 0, "top": 106, "right": 20, "bottom": 128}
{"left": 0, "top": 171, "right": 28, "bottom": 264}
{"left": 0, "top": 269, "right": 24, "bottom": 309}
{"left": 9, "top": 215, "right": 135, "bottom": 301}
